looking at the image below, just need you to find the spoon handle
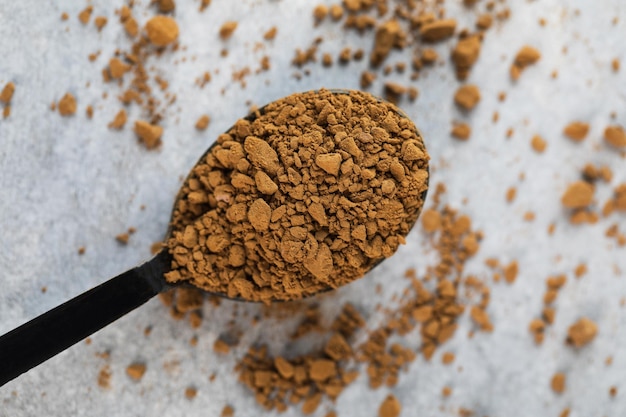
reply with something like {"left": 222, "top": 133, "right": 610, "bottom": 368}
{"left": 0, "top": 251, "right": 171, "bottom": 387}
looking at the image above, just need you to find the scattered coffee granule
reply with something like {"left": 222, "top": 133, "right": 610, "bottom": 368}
{"left": 78, "top": 6, "right": 93, "bottom": 25}
{"left": 165, "top": 89, "right": 429, "bottom": 302}
{"left": 420, "top": 19, "right": 457, "bottom": 42}
{"left": 97, "top": 365, "right": 112, "bottom": 389}
{"left": 213, "top": 338, "right": 230, "bottom": 354}
{"left": 360, "top": 71, "right": 377, "bottom": 88}
{"left": 476, "top": 14, "right": 493, "bottom": 30}
{"left": 108, "top": 57, "right": 130, "bottom": 79}
{"left": 421, "top": 48, "right": 438, "bottom": 65}
{"left": 442, "top": 352, "right": 455, "bottom": 364}
{"left": 506, "top": 187, "right": 517, "bottom": 203}
{"left": 531, "top": 135, "right": 547, "bottom": 153}
{"left": 452, "top": 35, "right": 481, "bottom": 80}
{"left": 195, "top": 115, "right": 211, "bottom": 131}
{"left": 313, "top": 5, "right": 328, "bottom": 23}
{"left": 566, "top": 317, "right": 598, "bottom": 347}
{"left": 563, "top": 122, "right": 589, "bottom": 142}
{"left": 551, "top": 372, "right": 566, "bottom": 394}
{"left": 454, "top": 85, "right": 481, "bottom": 110}
{"left": 561, "top": 181, "right": 594, "bottom": 209}
{"left": 134, "top": 120, "right": 163, "bottom": 149}
{"left": 574, "top": 263, "right": 587, "bottom": 278}
{"left": 0, "top": 82, "right": 15, "bottom": 104}
{"left": 58, "top": 93, "right": 77, "bottom": 116}
{"left": 116, "top": 233, "right": 130, "bottom": 244}
{"left": 145, "top": 16, "right": 179, "bottom": 47}
{"left": 184, "top": 387, "right": 197, "bottom": 400}
{"left": 442, "top": 386, "right": 452, "bottom": 397}
{"left": 126, "top": 363, "right": 147, "bottom": 381}
{"left": 604, "top": 125, "right": 626, "bottom": 148}
{"left": 610, "top": 386, "right": 618, "bottom": 397}
{"left": 108, "top": 109, "right": 127, "bottom": 129}
{"left": 94, "top": 16, "right": 108, "bottom": 31}
{"left": 612, "top": 58, "right": 620, "bottom": 72}
{"left": 263, "top": 26, "right": 277, "bottom": 41}
{"left": 159, "top": 0, "right": 176, "bottom": 13}
{"left": 221, "top": 405, "right": 235, "bottom": 417}
{"left": 370, "top": 20, "right": 405, "bottom": 67}
{"left": 378, "top": 394, "right": 401, "bottom": 417}
{"left": 511, "top": 45, "right": 541, "bottom": 80}
{"left": 219, "top": 21, "right": 238, "bottom": 40}
{"left": 503, "top": 260, "right": 518, "bottom": 283}
{"left": 529, "top": 318, "right": 546, "bottom": 344}
{"left": 451, "top": 123, "right": 471, "bottom": 140}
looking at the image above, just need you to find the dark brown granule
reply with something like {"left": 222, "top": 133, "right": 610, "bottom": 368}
{"left": 165, "top": 89, "right": 429, "bottom": 302}
{"left": 126, "top": 363, "right": 147, "bottom": 381}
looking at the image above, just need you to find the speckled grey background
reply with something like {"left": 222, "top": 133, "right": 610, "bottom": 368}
{"left": 1, "top": 1, "right": 625, "bottom": 416}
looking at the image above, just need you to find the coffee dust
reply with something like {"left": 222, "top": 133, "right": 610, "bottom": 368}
{"left": 164, "top": 89, "right": 429, "bottom": 302}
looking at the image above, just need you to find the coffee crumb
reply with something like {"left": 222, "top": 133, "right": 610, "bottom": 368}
{"left": 421, "top": 209, "right": 442, "bottom": 232}
{"left": 78, "top": 246, "right": 86, "bottom": 255}
{"left": 145, "top": 16, "right": 179, "bottom": 47}
{"left": 263, "top": 27, "right": 277, "bottom": 41}
{"left": 134, "top": 120, "right": 163, "bottom": 149}
{"left": 551, "top": 372, "right": 566, "bottom": 394}
{"left": 563, "top": 122, "right": 589, "bottom": 142}
{"left": 454, "top": 85, "right": 481, "bottom": 110}
{"left": 612, "top": 58, "right": 620, "bottom": 72}
{"left": 219, "top": 22, "right": 238, "bottom": 40}
{"left": 604, "top": 125, "right": 626, "bottom": 148}
{"left": 442, "top": 352, "right": 455, "bottom": 364}
{"left": 574, "top": 263, "right": 587, "bottom": 278}
{"left": 221, "top": 405, "right": 235, "bottom": 417}
{"left": 610, "top": 386, "right": 618, "bottom": 397}
{"left": 94, "top": 16, "right": 108, "bottom": 31}
{"left": 506, "top": 187, "right": 517, "bottom": 203}
{"left": 504, "top": 261, "right": 518, "bottom": 283}
{"left": 58, "top": 93, "right": 77, "bottom": 116}
{"left": 184, "top": 387, "right": 197, "bottom": 400}
{"left": 511, "top": 45, "right": 541, "bottom": 80}
{"left": 0, "top": 82, "right": 15, "bottom": 104}
{"left": 116, "top": 233, "right": 130, "bottom": 244}
{"left": 78, "top": 6, "right": 93, "bottom": 25}
{"left": 452, "top": 35, "right": 481, "bottom": 80}
{"left": 420, "top": 19, "right": 457, "bottom": 42}
{"left": 213, "top": 339, "right": 230, "bottom": 354}
{"left": 108, "top": 109, "right": 127, "bottom": 129}
{"left": 97, "top": 365, "right": 111, "bottom": 389}
{"left": 451, "top": 123, "right": 471, "bottom": 140}
{"left": 531, "top": 135, "right": 547, "bottom": 153}
{"left": 561, "top": 181, "right": 594, "bottom": 209}
{"left": 566, "top": 317, "right": 598, "bottom": 347}
{"left": 195, "top": 115, "right": 211, "bottom": 130}
{"left": 126, "top": 363, "right": 147, "bottom": 381}
{"left": 378, "top": 394, "right": 401, "bottom": 417}
{"left": 442, "top": 386, "right": 452, "bottom": 397}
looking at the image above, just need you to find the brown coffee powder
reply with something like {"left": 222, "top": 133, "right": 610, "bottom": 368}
{"left": 164, "top": 89, "right": 429, "bottom": 302}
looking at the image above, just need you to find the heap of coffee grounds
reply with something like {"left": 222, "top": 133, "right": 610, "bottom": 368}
{"left": 164, "top": 89, "right": 429, "bottom": 302}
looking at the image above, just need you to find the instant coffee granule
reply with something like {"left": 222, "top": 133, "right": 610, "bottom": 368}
{"left": 165, "top": 89, "right": 429, "bottom": 302}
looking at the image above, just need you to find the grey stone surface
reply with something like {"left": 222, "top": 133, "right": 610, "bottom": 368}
{"left": 1, "top": 1, "right": 625, "bottom": 416}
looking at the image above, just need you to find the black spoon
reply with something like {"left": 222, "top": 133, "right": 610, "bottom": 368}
{"left": 0, "top": 89, "right": 428, "bottom": 387}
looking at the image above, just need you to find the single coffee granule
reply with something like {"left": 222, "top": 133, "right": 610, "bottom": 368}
{"left": 195, "top": 115, "right": 211, "bottom": 130}
{"left": 604, "top": 125, "right": 626, "bottom": 148}
{"left": 219, "top": 21, "right": 238, "bottom": 40}
{"left": 442, "top": 352, "right": 455, "bottom": 364}
{"left": 263, "top": 27, "right": 277, "bottom": 41}
{"left": 165, "top": 89, "right": 429, "bottom": 302}
{"left": 97, "top": 365, "right": 112, "bottom": 389}
{"left": 94, "top": 16, "right": 108, "bottom": 31}
{"left": 531, "top": 135, "right": 547, "bottom": 153}
{"left": 116, "top": 233, "right": 130, "bottom": 244}
{"left": 451, "top": 123, "right": 471, "bottom": 140}
{"left": 145, "top": 16, "right": 179, "bottom": 47}
{"left": 126, "top": 363, "right": 147, "bottom": 381}
{"left": 551, "top": 372, "right": 566, "bottom": 394}
{"left": 108, "top": 58, "right": 130, "bottom": 79}
{"left": 506, "top": 187, "right": 517, "bottom": 203}
{"left": 108, "top": 109, "right": 127, "bottom": 129}
{"left": 221, "top": 405, "right": 235, "bottom": 417}
{"left": 0, "top": 82, "right": 15, "bottom": 104}
{"left": 563, "top": 122, "right": 589, "bottom": 142}
{"left": 566, "top": 317, "right": 598, "bottom": 347}
{"left": 454, "top": 85, "right": 481, "bottom": 110}
{"left": 58, "top": 93, "right": 77, "bottom": 116}
{"left": 184, "top": 387, "right": 197, "bottom": 400}
{"left": 510, "top": 45, "right": 541, "bottom": 80}
{"left": 610, "top": 386, "right": 618, "bottom": 397}
{"left": 134, "top": 120, "right": 163, "bottom": 149}
{"left": 442, "top": 386, "right": 452, "bottom": 397}
{"left": 420, "top": 19, "right": 457, "bottom": 42}
{"left": 78, "top": 6, "right": 93, "bottom": 25}
{"left": 378, "top": 394, "right": 401, "bottom": 417}
{"left": 561, "top": 181, "right": 594, "bottom": 209}
{"left": 452, "top": 35, "right": 482, "bottom": 80}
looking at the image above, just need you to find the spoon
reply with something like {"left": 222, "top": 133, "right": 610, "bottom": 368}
{"left": 0, "top": 89, "right": 429, "bottom": 387}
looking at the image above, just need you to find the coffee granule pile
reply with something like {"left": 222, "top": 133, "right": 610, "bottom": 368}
{"left": 165, "top": 89, "right": 429, "bottom": 302}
